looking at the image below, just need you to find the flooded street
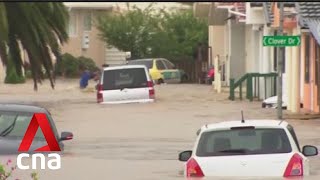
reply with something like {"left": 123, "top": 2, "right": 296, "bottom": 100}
{"left": 0, "top": 79, "right": 319, "bottom": 180}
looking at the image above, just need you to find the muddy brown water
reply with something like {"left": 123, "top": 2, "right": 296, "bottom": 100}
{"left": 0, "top": 79, "right": 319, "bottom": 180}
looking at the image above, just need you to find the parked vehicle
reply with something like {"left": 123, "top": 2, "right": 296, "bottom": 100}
{"left": 0, "top": 104, "right": 73, "bottom": 154}
{"left": 178, "top": 120, "right": 318, "bottom": 177}
{"left": 127, "top": 58, "right": 186, "bottom": 84}
{"left": 96, "top": 65, "right": 155, "bottom": 104}
{"left": 262, "top": 95, "right": 303, "bottom": 109}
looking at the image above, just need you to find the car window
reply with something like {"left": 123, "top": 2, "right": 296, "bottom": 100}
{"left": 102, "top": 68, "right": 148, "bottom": 90}
{"left": 0, "top": 112, "right": 50, "bottom": 140}
{"left": 127, "top": 60, "right": 153, "bottom": 69}
{"left": 156, "top": 60, "right": 166, "bottom": 70}
{"left": 162, "top": 59, "right": 175, "bottom": 69}
{"left": 196, "top": 128, "right": 292, "bottom": 157}
{"left": 287, "top": 125, "right": 301, "bottom": 152}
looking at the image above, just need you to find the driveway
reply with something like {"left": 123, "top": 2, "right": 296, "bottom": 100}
{"left": 0, "top": 79, "right": 319, "bottom": 180}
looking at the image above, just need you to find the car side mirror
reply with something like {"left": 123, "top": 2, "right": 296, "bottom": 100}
{"left": 60, "top": 131, "right": 73, "bottom": 141}
{"left": 179, "top": 150, "right": 192, "bottom": 162}
{"left": 302, "top": 145, "right": 318, "bottom": 157}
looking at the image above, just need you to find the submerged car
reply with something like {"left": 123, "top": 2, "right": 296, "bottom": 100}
{"left": 178, "top": 120, "right": 318, "bottom": 178}
{"left": 0, "top": 104, "right": 73, "bottom": 154}
{"left": 262, "top": 95, "right": 303, "bottom": 109}
{"left": 96, "top": 65, "right": 155, "bottom": 104}
{"left": 127, "top": 58, "right": 187, "bottom": 84}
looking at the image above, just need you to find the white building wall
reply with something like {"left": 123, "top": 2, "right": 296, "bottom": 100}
{"left": 209, "top": 25, "right": 225, "bottom": 60}
{"left": 245, "top": 3, "right": 265, "bottom": 25}
{"left": 245, "top": 25, "right": 253, "bottom": 73}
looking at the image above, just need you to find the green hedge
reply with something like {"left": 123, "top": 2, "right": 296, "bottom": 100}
{"left": 4, "top": 58, "right": 26, "bottom": 84}
{"left": 54, "top": 53, "right": 99, "bottom": 78}
{"left": 22, "top": 53, "right": 99, "bottom": 79}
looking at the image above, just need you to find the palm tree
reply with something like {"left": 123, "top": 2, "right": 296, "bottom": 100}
{"left": 0, "top": 2, "right": 69, "bottom": 90}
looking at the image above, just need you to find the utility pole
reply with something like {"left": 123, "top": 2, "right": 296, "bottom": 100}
{"left": 277, "top": 2, "right": 284, "bottom": 119}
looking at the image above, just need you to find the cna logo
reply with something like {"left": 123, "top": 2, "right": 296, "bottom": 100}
{"left": 17, "top": 113, "right": 61, "bottom": 170}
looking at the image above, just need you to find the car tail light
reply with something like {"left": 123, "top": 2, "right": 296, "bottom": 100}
{"left": 147, "top": 81, "right": 155, "bottom": 99}
{"left": 283, "top": 153, "right": 303, "bottom": 177}
{"left": 97, "top": 84, "right": 103, "bottom": 103}
{"left": 186, "top": 158, "right": 204, "bottom": 177}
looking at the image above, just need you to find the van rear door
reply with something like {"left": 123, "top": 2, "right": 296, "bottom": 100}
{"left": 101, "top": 67, "right": 151, "bottom": 103}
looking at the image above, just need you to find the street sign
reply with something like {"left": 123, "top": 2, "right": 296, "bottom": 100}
{"left": 263, "top": 36, "right": 301, "bottom": 47}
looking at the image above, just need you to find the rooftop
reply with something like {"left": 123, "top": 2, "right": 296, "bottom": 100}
{"left": 297, "top": 2, "right": 320, "bottom": 19}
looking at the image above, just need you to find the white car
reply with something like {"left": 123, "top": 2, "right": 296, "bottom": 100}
{"left": 179, "top": 120, "right": 318, "bottom": 178}
{"left": 96, "top": 65, "right": 155, "bottom": 104}
{"left": 262, "top": 95, "right": 303, "bottom": 109}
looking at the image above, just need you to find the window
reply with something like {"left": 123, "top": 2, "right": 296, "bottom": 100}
{"left": 156, "top": 60, "right": 166, "bottom": 70}
{"left": 102, "top": 68, "right": 148, "bottom": 90}
{"left": 83, "top": 12, "right": 92, "bottom": 31}
{"left": 68, "top": 12, "right": 77, "bottom": 36}
{"left": 196, "top": 128, "right": 292, "bottom": 157}
{"left": 287, "top": 125, "right": 301, "bottom": 152}
{"left": 305, "top": 34, "right": 310, "bottom": 83}
{"left": 127, "top": 60, "right": 153, "bottom": 69}
{"left": 0, "top": 112, "right": 52, "bottom": 140}
{"left": 162, "top": 59, "right": 175, "bottom": 69}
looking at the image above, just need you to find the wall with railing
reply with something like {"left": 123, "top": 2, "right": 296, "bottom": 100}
{"left": 229, "top": 72, "right": 277, "bottom": 101}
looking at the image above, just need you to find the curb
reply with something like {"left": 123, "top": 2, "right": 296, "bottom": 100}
{"left": 284, "top": 114, "right": 320, "bottom": 120}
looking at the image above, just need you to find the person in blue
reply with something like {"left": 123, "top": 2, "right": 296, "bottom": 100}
{"left": 79, "top": 68, "right": 91, "bottom": 89}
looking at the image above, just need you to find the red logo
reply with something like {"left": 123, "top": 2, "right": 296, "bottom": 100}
{"left": 18, "top": 113, "right": 61, "bottom": 152}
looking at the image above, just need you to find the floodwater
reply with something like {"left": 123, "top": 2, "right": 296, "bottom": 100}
{"left": 0, "top": 79, "right": 319, "bottom": 180}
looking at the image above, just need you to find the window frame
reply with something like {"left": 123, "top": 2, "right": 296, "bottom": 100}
{"left": 162, "top": 59, "right": 175, "bottom": 69}
{"left": 286, "top": 125, "right": 301, "bottom": 152}
{"left": 83, "top": 11, "right": 92, "bottom": 32}
{"left": 68, "top": 11, "right": 78, "bottom": 37}
{"left": 156, "top": 60, "right": 166, "bottom": 70}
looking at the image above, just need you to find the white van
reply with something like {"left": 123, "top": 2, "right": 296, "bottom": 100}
{"left": 96, "top": 65, "right": 155, "bottom": 104}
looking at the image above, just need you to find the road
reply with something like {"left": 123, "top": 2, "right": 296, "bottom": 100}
{"left": 0, "top": 79, "right": 319, "bottom": 180}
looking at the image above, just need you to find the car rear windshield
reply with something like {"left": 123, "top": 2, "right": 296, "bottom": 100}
{"left": 127, "top": 60, "right": 153, "bottom": 69}
{"left": 196, "top": 128, "right": 292, "bottom": 157}
{"left": 102, "top": 68, "right": 148, "bottom": 90}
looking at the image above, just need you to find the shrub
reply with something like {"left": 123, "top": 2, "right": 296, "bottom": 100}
{"left": 55, "top": 53, "right": 99, "bottom": 78}
{"left": 78, "top": 56, "right": 99, "bottom": 72}
{"left": 4, "top": 59, "right": 26, "bottom": 84}
{"left": 55, "top": 53, "right": 79, "bottom": 78}
{"left": 0, "top": 159, "right": 38, "bottom": 180}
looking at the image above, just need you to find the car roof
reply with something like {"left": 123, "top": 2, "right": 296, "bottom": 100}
{"left": 0, "top": 103, "right": 48, "bottom": 113}
{"left": 202, "top": 120, "right": 289, "bottom": 132}
{"left": 103, "top": 65, "right": 148, "bottom": 71}
{"left": 129, "top": 58, "right": 154, "bottom": 61}
{"left": 129, "top": 58, "right": 166, "bottom": 62}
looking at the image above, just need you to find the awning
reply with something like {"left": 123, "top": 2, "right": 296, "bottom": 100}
{"left": 305, "top": 19, "right": 320, "bottom": 45}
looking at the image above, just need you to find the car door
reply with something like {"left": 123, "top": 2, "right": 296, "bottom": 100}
{"left": 101, "top": 67, "right": 150, "bottom": 103}
{"left": 161, "top": 59, "right": 181, "bottom": 83}
{"left": 155, "top": 59, "right": 167, "bottom": 82}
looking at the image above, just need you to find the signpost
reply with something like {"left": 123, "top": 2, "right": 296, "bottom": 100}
{"left": 262, "top": 3, "right": 288, "bottom": 119}
{"left": 263, "top": 36, "right": 301, "bottom": 47}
